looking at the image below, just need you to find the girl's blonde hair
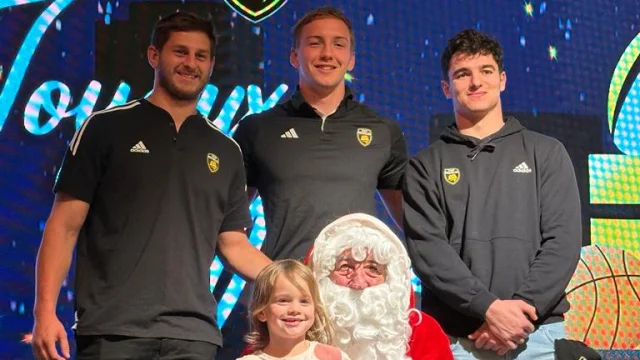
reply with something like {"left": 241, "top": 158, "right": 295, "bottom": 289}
{"left": 244, "top": 259, "right": 334, "bottom": 351}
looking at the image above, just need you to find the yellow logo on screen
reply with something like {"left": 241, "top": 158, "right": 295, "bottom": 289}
{"left": 224, "top": 0, "right": 288, "bottom": 23}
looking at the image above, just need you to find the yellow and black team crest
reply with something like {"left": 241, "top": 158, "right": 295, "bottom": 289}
{"left": 207, "top": 153, "right": 219, "bottom": 174}
{"left": 443, "top": 168, "right": 460, "bottom": 185}
{"left": 357, "top": 128, "right": 373, "bottom": 147}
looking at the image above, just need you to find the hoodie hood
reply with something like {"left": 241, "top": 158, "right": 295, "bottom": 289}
{"left": 440, "top": 117, "right": 525, "bottom": 160}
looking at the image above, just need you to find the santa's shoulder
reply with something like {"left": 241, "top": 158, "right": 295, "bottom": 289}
{"left": 408, "top": 310, "right": 454, "bottom": 360}
{"left": 409, "top": 309, "right": 441, "bottom": 326}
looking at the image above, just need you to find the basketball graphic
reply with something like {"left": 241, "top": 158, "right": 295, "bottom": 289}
{"left": 565, "top": 245, "right": 640, "bottom": 350}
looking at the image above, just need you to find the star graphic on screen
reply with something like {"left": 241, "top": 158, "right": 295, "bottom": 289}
{"left": 548, "top": 45, "right": 558, "bottom": 60}
{"left": 345, "top": 72, "right": 354, "bottom": 83}
{"left": 524, "top": 1, "right": 534, "bottom": 17}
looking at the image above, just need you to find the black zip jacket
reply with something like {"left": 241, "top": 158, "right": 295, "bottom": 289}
{"left": 403, "top": 117, "right": 582, "bottom": 337}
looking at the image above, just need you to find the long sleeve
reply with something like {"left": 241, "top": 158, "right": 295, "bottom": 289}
{"left": 403, "top": 157, "right": 497, "bottom": 320}
{"left": 512, "top": 141, "right": 582, "bottom": 317}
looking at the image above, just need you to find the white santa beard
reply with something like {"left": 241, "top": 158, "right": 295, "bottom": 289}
{"left": 318, "top": 278, "right": 412, "bottom": 360}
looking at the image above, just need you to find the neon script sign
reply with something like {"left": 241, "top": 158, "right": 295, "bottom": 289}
{"left": 1, "top": 0, "right": 286, "bottom": 326}
{"left": 0, "top": 0, "right": 288, "bottom": 136}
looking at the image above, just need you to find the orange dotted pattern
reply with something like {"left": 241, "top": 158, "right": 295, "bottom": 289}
{"left": 565, "top": 245, "right": 640, "bottom": 349}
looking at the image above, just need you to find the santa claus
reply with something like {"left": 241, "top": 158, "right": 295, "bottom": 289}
{"left": 307, "top": 213, "right": 453, "bottom": 360}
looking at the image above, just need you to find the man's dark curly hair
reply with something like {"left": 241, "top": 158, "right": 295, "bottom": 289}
{"left": 441, "top": 29, "right": 503, "bottom": 80}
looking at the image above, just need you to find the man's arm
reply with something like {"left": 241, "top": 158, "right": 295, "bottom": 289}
{"left": 217, "top": 230, "right": 271, "bottom": 281}
{"left": 377, "top": 121, "right": 408, "bottom": 231}
{"left": 403, "top": 157, "right": 497, "bottom": 317}
{"left": 218, "top": 139, "right": 271, "bottom": 281}
{"left": 467, "top": 140, "right": 581, "bottom": 353}
{"left": 32, "top": 193, "right": 89, "bottom": 360}
{"left": 512, "top": 141, "right": 582, "bottom": 316}
{"left": 378, "top": 189, "right": 403, "bottom": 228}
{"left": 33, "top": 109, "right": 106, "bottom": 360}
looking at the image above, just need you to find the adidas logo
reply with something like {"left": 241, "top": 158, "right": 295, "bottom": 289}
{"left": 130, "top": 141, "right": 150, "bottom": 154}
{"left": 280, "top": 128, "right": 299, "bottom": 139}
{"left": 513, "top": 161, "right": 532, "bottom": 173}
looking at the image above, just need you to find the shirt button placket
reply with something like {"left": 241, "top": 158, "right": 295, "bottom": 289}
{"left": 170, "top": 121, "right": 177, "bottom": 142}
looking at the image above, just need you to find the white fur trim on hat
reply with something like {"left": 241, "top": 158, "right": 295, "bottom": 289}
{"left": 311, "top": 213, "right": 408, "bottom": 273}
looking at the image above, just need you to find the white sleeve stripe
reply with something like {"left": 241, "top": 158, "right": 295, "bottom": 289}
{"left": 201, "top": 116, "right": 243, "bottom": 153}
{"left": 70, "top": 101, "right": 140, "bottom": 156}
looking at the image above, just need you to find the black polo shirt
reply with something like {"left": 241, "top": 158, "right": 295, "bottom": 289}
{"left": 54, "top": 99, "right": 251, "bottom": 345}
{"left": 233, "top": 87, "right": 408, "bottom": 260}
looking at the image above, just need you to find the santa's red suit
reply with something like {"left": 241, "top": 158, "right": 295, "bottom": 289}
{"left": 406, "top": 291, "right": 453, "bottom": 360}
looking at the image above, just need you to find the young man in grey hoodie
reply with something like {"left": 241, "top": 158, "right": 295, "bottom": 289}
{"left": 403, "top": 29, "right": 582, "bottom": 360}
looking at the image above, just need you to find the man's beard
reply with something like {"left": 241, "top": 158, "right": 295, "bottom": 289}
{"left": 318, "top": 278, "right": 412, "bottom": 360}
{"left": 158, "top": 68, "right": 206, "bottom": 101}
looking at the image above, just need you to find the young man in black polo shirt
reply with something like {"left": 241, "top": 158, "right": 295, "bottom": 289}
{"left": 403, "top": 29, "right": 582, "bottom": 359}
{"left": 233, "top": 7, "right": 408, "bottom": 262}
{"left": 31, "top": 12, "right": 271, "bottom": 359}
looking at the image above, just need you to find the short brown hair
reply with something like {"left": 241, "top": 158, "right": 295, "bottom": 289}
{"left": 244, "top": 259, "right": 334, "bottom": 351}
{"left": 291, "top": 7, "right": 355, "bottom": 52}
{"left": 441, "top": 29, "right": 504, "bottom": 80}
{"left": 151, "top": 11, "right": 217, "bottom": 58}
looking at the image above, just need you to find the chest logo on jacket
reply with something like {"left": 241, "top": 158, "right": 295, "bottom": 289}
{"left": 357, "top": 128, "right": 373, "bottom": 147}
{"left": 443, "top": 168, "right": 461, "bottom": 185}
{"left": 513, "top": 161, "right": 532, "bottom": 174}
{"left": 207, "top": 153, "right": 220, "bottom": 174}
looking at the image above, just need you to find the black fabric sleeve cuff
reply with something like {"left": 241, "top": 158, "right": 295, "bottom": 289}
{"left": 469, "top": 289, "right": 499, "bottom": 320}
{"left": 219, "top": 219, "right": 253, "bottom": 233}
{"left": 377, "top": 120, "right": 408, "bottom": 189}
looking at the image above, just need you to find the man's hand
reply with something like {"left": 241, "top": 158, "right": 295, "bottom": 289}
{"left": 484, "top": 299, "right": 537, "bottom": 348}
{"left": 468, "top": 322, "right": 510, "bottom": 355}
{"left": 32, "top": 313, "right": 70, "bottom": 360}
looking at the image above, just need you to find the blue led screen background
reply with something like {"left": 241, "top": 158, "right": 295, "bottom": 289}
{"left": 1, "top": 0, "right": 639, "bottom": 358}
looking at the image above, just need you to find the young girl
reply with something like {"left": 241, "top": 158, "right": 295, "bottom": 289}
{"left": 237, "top": 259, "right": 351, "bottom": 360}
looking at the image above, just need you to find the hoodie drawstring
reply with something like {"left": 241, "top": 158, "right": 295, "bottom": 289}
{"left": 467, "top": 142, "right": 496, "bottom": 161}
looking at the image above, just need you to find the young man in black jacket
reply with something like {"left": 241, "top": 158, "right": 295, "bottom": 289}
{"left": 403, "top": 29, "right": 582, "bottom": 359}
